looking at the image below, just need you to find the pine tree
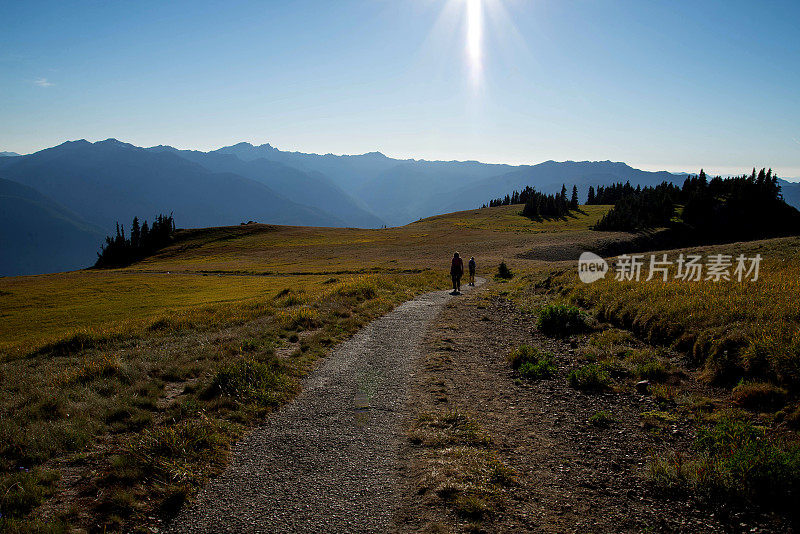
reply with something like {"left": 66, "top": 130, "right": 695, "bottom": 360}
{"left": 131, "top": 216, "right": 141, "bottom": 250}
{"left": 570, "top": 185, "right": 579, "bottom": 209}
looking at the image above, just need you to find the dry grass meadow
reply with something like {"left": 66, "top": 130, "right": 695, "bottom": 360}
{"left": 0, "top": 204, "right": 617, "bottom": 532}
{"left": 4, "top": 203, "right": 799, "bottom": 531}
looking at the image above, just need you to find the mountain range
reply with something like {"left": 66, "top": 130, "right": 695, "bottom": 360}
{"left": 2, "top": 138, "right": 798, "bottom": 276}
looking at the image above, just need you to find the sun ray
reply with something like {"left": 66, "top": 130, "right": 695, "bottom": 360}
{"left": 466, "top": 0, "right": 484, "bottom": 86}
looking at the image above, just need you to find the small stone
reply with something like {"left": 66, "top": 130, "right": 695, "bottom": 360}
{"left": 635, "top": 380, "right": 650, "bottom": 394}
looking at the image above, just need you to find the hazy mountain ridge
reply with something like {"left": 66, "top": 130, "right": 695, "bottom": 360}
{"left": 0, "top": 177, "right": 105, "bottom": 276}
{"left": 148, "top": 145, "right": 384, "bottom": 228}
{"left": 779, "top": 179, "right": 800, "bottom": 210}
{"left": 439, "top": 160, "right": 689, "bottom": 218}
{"left": 2, "top": 137, "right": 795, "bottom": 276}
{"left": 0, "top": 138, "right": 346, "bottom": 236}
{"left": 0, "top": 152, "right": 21, "bottom": 157}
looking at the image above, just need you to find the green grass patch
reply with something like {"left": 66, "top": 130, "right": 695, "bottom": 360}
{"left": 588, "top": 410, "right": 615, "bottom": 427}
{"left": 537, "top": 304, "right": 586, "bottom": 337}
{"left": 650, "top": 416, "right": 800, "bottom": 516}
{"left": 508, "top": 345, "right": 556, "bottom": 380}
{"left": 205, "top": 357, "right": 291, "bottom": 407}
{"left": 567, "top": 363, "right": 612, "bottom": 392}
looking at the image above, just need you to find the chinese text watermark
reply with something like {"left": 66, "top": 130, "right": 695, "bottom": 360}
{"left": 579, "top": 253, "right": 762, "bottom": 283}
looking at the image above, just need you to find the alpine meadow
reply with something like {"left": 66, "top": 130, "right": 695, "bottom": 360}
{"left": 2, "top": 1, "right": 800, "bottom": 533}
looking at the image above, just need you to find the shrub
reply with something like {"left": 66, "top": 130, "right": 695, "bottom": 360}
{"left": 205, "top": 358, "right": 289, "bottom": 406}
{"left": 786, "top": 405, "right": 800, "bottom": 429}
{"left": 0, "top": 468, "right": 60, "bottom": 520}
{"left": 652, "top": 417, "right": 800, "bottom": 514}
{"left": 332, "top": 277, "right": 380, "bottom": 300}
{"left": 567, "top": 364, "right": 611, "bottom": 391}
{"left": 508, "top": 345, "right": 557, "bottom": 380}
{"left": 62, "top": 354, "right": 121, "bottom": 384}
{"left": 519, "top": 359, "right": 556, "bottom": 380}
{"left": 412, "top": 411, "right": 491, "bottom": 448}
{"left": 455, "top": 495, "right": 490, "bottom": 519}
{"left": 277, "top": 306, "right": 320, "bottom": 330}
{"left": 732, "top": 381, "right": 788, "bottom": 412}
{"left": 588, "top": 411, "right": 615, "bottom": 427}
{"left": 651, "top": 383, "right": 678, "bottom": 405}
{"left": 496, "top": 262, "right": 513, "bottom": 280}
{"left": 537, "top": 304, "right": 586, "bottom": 337}
{"left": 634, "top": 360, "right": 671, "bottom": 382}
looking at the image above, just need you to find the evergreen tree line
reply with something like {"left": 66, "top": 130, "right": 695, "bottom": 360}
{"left": 591, "top": 168, "right": 800, "bottom": 239}
{"left": 592, "top": 182, "right": 678, "bottom": 231}
{"left": 587, "top": 181, "right": 682, "bottom": 205}
{"left": 484, "top": 184, "right": 580, "bottom": 220}
{"left": 95, "top": 213, "right": 176, "bottom": 268}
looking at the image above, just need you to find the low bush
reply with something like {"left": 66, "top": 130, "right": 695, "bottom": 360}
{"left": 277, "top": 306, "right": 320, "bottom": 330}
{"left": 0, "top": 468, "right": 60, "bottom": 520}
{"left": 496, "top": 262, "right": 513, "bottom": 280}
{"left": 331, "top": 277, "right": 380, "bottom": 300}
{"left": 508, "top": 345, "right": 556, "bottom": 380}
{"left": 634, "top": 359, "right": 672, "bottom": 382}
{"left": 411, "top": 411, "right": 491, "bottom": 448}
{"left": 650, "top": 417, "right": 800, "bottom": 516}
{"left": 205, "top": 358, "right": 290, "bottom": 406}
{"left": 537, "top": 304, "right": 586, "bottom": 337}
{"left": 567, "top": 363, "right": 611, "bottom": 391}
{"left": 588, "top": 410, "right": 615, "bottom": 427}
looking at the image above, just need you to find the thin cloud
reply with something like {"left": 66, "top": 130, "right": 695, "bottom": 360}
{"left": 793, "top": 137, "right": 800, "bottom": 146}
{"left": 33, "top": 77, "right": 54, "bottom": 88}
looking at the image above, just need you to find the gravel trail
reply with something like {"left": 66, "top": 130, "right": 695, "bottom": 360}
{"left": 168, "top": 281, "right": 483, "bottom": 533}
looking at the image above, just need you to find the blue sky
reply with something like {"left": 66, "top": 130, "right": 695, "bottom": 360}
{"left": 2, "top": 0, "right": 799, "bottom": 177}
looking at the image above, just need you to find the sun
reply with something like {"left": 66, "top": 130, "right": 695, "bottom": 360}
{"left": 466, "top": 0, "right": 484, "bottom": 84}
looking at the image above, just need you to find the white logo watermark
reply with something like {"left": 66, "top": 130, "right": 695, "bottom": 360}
{"left": 578, "top": 251, "right": 609, "bottom": 284}
{"left": 579, "top": 252, "right": 762, "bottom": 283}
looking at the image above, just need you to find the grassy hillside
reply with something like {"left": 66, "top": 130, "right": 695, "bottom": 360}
{"left": 4, "top": 203, "right": 800, "bottom": 531}
{"left": 561, "top": 237, "right": 800, "bottom": 389}
{"left": 0, "top": 205, "right": 611, "bottom": 358}
{"left": 0, "top": 204, "right": 619, "bottom": 531}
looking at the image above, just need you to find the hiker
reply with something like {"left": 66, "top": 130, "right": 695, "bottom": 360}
{"left": 468, "top": 257, "right": 476, "bottom": 286}
{"left": 450, "top": 252, "right": 464, "bottom": 293}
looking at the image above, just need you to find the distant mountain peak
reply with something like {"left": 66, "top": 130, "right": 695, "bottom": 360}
{"left": 96, "top": 138, "right": 137, "bottom": 149}
{"left": 0, "top": 151, "right": 20, "bottom": 157}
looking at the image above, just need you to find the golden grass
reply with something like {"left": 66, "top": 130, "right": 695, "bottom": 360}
{"left": 0, "top": 205, "right": 610, "bottom": 357}
{"left": 0, "top": 271, "right": 319, "bottom": 357}
{"left": 0, "top": 204, "right": 615, "bottom": 529}
{"left": 563, "top": 237, "right": 800, "bottom": 386}
{"left": 128, "top": 204, "right": 612, "bottom": 274}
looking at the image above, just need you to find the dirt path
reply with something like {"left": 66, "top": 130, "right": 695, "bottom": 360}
{"left": 168, "top": 280, "right": 484, "bottom": 533}
{"left": 395, "top": 285, "right": 784, "bottom": 533}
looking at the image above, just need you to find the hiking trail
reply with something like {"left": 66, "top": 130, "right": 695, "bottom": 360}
{"left": 168, "top": 280, "right": 484, "bottom": 533}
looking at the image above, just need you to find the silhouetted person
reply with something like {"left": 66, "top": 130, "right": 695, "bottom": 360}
{"left": 468, "top": 257, "right": 476, "bottom": 286}
{"left": 450, "top": 252, "right": 464, "bottom": 294}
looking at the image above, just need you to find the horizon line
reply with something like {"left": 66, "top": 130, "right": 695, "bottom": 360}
{"left": 3, "top": 137, "right": 798, "bottom": 181}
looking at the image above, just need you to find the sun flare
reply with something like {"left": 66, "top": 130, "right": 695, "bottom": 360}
{"left": 466, "top": 0, "right": 483, "bottom": 83}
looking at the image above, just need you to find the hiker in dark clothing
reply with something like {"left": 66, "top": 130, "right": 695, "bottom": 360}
{"left": 451, "top": 252, "right": 464, "bottom": 293}
{"left": 468, "top": 257, "right": 476, "bottom": 286}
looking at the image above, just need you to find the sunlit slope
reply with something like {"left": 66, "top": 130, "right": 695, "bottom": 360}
{"left": 0, "top": 205, "right": 612, "bottom": 356}
{"left": 133, "top": 204, "right": 613, "bottom": 274}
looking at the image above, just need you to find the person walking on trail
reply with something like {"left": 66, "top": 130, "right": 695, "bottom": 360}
{"left": 450, "top": 252, "right": 464, "bottom": 294}
{"left": 468, "top": 257, "right": 476, "bottom": 286}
